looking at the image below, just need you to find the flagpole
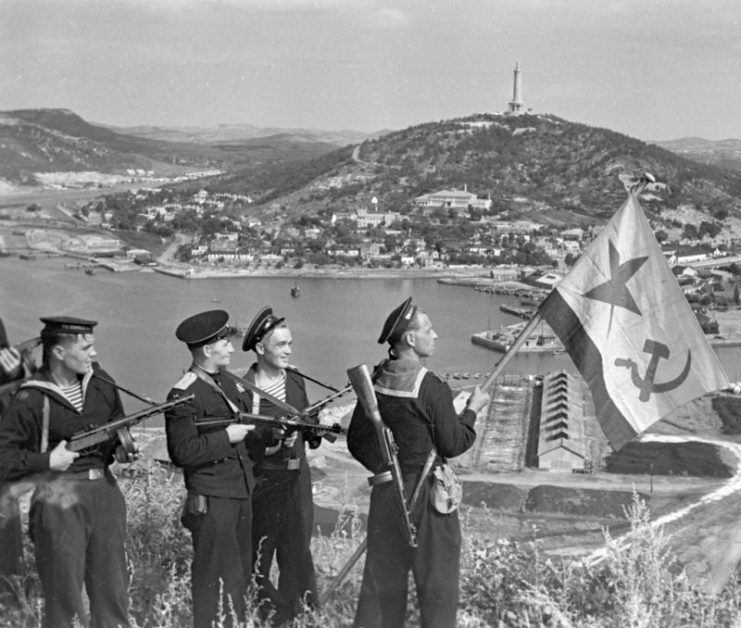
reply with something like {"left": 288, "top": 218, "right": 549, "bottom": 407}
{"left": 480, "top": 310, "right": 542, "bottom": 393}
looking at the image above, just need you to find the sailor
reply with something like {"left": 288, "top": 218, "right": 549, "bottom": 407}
{"left": 347, "top": 298, "right": 490, "bottom": 628}
{"left": 0, "top": 318, "right": 27, "bottom": 598}
{"left": 0, "top": 316, "right": 132, "bottom": 628}
{"left": 165, "top": 309, "right": 267, "bottom": 628}
{"left": 241, "top": 306, "right": 320, "bottom": 625}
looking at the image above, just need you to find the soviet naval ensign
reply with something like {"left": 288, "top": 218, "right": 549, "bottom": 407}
{"left": 540, "top": 194, "right": 729, "bottom": 450}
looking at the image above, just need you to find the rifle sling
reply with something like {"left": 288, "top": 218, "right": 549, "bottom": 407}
{"left": 221, "top": 369, "right": 301, "bottom": 417}
{"left": 190, "top": 365, "right": 241, "bottom": 414}
{"left": 286, "top": 366, "right": 339, "bottom": 392}
{"left": 93, "top": 371, "right": 157, "bottom": 406}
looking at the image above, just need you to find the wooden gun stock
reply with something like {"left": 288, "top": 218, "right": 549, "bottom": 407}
{"left": 347, "top": 364, "right": 417, "bottom": 547}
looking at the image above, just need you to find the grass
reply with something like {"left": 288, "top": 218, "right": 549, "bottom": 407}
{"left": 2, "top": 465, "right": 741, "bottom": 627}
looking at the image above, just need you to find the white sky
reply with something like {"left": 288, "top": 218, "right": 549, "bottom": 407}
{"left": 2, "top": 0, "right": 739, "bottom": 141}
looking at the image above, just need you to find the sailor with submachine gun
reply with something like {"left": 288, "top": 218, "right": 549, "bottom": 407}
{"left": 0, "top": 316, "right": 193, "bottom": 628}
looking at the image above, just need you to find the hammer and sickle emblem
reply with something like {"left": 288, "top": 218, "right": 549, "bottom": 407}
{"left": 614, "top": 339, "right": 692, "bottom": 402}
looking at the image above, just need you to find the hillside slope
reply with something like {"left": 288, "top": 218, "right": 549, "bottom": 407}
{"left": 219, "top": 112, "right": 741, "bottom": 226}
{"left": 0, "top": 109, "right": 339, "bottom": 187}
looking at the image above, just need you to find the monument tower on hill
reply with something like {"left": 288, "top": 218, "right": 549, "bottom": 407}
{"left": 508, "top": 61, "right": 525, "bottom": 114}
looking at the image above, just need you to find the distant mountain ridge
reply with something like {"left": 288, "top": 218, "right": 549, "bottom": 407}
{"left": 653, "top": 137, "right": 741, "bottom": 173}
{"left": 104, "top": 122, "right": 386, "bottom": 147}
{"left": 0, "top": 108, "right": 341, "bottom": 187}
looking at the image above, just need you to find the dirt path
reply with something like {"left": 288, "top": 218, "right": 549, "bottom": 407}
{"left": 586, "top": 432, "right": 741, "bottom": 592}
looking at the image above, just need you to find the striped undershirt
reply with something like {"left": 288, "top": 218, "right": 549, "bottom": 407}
{"left": 251, "top": 372, "right": 286, "bottom": 413}
{"left": 59, "top": 382, "right": 84, "bottom": 412}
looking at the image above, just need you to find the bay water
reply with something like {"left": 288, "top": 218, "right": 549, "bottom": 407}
{"left": 2, "top": 257, "right": 738, "bottom": 420}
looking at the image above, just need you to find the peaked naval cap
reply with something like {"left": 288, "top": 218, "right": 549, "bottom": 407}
{"left": 175, "top": 309, "right": 237, "bottom": 348}
{"left": 40, "top": 316, "right": 98, "bottom": 335}
{"left": 377, "top": 297, "right": 417, "bottom": 344}
{"left": 242, "top": 306, "right": 285, "bottom": 352}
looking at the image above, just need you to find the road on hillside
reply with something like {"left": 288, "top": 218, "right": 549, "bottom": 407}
{"left": 157, "top": 233, "right": 193, "bottom": 265}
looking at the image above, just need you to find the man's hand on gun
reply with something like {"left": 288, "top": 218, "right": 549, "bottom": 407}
{"left": 225, "top": 423, "right": 256, "bottom": 444}
{"left": 49, "top": 440, "right": 80, "bottom": 472}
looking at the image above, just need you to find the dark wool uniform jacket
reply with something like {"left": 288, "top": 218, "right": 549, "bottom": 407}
{"left": 0, "top": 364, "right": 124, "bottom": 482}
{"left": 347, "top": 357, "right": 477, "bottom": 474}
{"left": 166, "top": 368, "right": 266, "bottom": 498}
{"left": 242, "top": 365, "right": 321, "bottom": 471}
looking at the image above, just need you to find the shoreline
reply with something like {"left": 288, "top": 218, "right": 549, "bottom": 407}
{"left": 151, "top": 264, "right": 493, "bottom": 280}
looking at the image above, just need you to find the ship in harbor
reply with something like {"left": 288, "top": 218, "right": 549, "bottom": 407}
{"left": 471, "top": 321, "right": 564, "bottom": 353}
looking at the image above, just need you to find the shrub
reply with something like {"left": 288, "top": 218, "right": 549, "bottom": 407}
{"left": 3, "top": 471, "right": 741, "bottom": 627}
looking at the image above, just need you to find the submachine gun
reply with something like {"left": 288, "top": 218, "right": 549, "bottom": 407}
{"left": 68, "top": 394, "right": 195, "bottom": 458}
{"left": 347, "top": 363, "right": 417, "bottom": 548}
{"left": 194, "top": 410, "right": 346, "bottom": 440}
{"left": 221, "top": 368, "right": 351, "bottom": 442}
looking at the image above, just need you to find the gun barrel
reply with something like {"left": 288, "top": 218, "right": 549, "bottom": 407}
{"left": 302, "top": 384, "right": 353, "bottom": 417}
{"left": 195, "top": 412, "right": 346, "bottom": 435}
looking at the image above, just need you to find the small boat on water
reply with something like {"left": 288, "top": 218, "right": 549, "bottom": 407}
{"left": 19, "top": 253, "right": 37, "bottom": 261}
{"left": 291, "top": 283, "right": 301, "bottom": 297}
{"left": 85, "top": 268, "right": 95, "bottom": 276}
{"left": 499, "top": 304, "right": 534, "bottom": 320}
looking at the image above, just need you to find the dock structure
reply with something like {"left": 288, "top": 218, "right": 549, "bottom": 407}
{"left": 471, "top": 321, "right": 565, "bottom": 353}
{"left": 537, "top": 371, "right": 588, "bottom": 472}
{"left": 460, "top": 373, "right": 534, "bottom": 473}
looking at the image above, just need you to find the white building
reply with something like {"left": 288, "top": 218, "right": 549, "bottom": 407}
{"left": 413, "top": 188, "right": 492, "bottom": 212}
{"left": 356, "top": 207, "right": 400, "bottom": 228}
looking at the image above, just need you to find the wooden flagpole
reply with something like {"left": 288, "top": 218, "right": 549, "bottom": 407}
{"left": 479, "top": 310, "right": 543, "bottom": 393}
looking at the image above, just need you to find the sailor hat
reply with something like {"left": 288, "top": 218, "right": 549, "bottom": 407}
{"left": 175, "top": 310, "right": 237, "bottom": 348}
{"left": 40, "top": 316, "right": 98, "bottom": 335}
{"left": 242, "top": 306, "right": 285, "bottom": 352}
{"left": 377, "top": 297, "right": 417, "bottom": 344}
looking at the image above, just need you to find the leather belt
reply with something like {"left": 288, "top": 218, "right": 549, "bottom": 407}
{"left": 260, "top": 459, "right": 301, "bottom": 472}
{"left": 62, "top": 468, "right": 107, "bottom": 481}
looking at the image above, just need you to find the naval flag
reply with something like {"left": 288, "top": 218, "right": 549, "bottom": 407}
{"left": 540, "top": 194, "right": 729, "bottom": 450}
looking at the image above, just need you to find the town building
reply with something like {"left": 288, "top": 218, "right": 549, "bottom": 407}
{"left": 413, "top": 187, "right": 492, "bottom": 213}
{"left": 355, "top": 207, "right": 400, "bottom": 228}
{"left": 537, "top": 371, "right": 588, "bottom": 472}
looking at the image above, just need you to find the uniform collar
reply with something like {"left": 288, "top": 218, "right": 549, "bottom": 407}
{"left": 374, "top": 356, "right": 427, "bottom": 398}
{"left": 21, "top": 368, "right": 94, "bottom": 413}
